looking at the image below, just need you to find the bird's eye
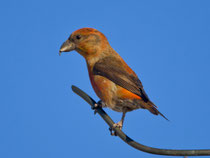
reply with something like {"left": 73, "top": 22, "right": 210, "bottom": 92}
{"left": 76, "top": 35, "right": 81, "bottom": 40}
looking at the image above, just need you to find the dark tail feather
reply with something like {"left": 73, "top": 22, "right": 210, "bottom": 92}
{"left": 148, "top": 102, "right": 169, "bottom": 121}
{"left": 156, "top": 108, "right": 169, "bottom": 121}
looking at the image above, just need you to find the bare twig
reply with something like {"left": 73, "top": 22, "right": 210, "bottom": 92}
{"left": 71, "top": 85, "right": 210, "bottom": 156}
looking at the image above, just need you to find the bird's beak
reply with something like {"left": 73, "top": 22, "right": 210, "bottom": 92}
{"left": 59, "top": 40, "right": 76, "bottom": 56}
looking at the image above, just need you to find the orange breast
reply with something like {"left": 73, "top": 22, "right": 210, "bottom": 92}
{"left": 88, "top": 66, "right": 114, "bottom": 102}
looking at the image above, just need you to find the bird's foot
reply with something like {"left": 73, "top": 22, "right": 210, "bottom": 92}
{"left": 109, "top": 121, "right": 123, "bottom": 136}
{"left": 109, "top": 127, "right": 117, "bottom": 136}
{"left": 91, "top": 100, "right": 105, "bottom": 115}
{"left": 91, "top": 103, "right": 99, "bottom": 115}
{"left": 113, "top": 121, "right": 123, "bottom": 130}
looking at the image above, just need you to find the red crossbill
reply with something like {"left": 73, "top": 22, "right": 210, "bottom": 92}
{"left": 59, "top": 28, "right": 168, "bottom": 131}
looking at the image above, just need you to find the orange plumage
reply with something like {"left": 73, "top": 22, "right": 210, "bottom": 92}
{"left": 59, "top": 28, "right": 168, "bottom": 130}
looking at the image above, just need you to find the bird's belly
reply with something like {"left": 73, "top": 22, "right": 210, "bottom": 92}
{"left": 91, "top": 75, "right": 141, "bottom": 112}
{"left": 91, "top": 75, "right": 117, "bottom": 109}
{"left": 113, "top": 98, "right": 141, "bottom": 112}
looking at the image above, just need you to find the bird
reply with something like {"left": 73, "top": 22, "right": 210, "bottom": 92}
{"left": 59, "top": 28, "right": 168, "bottom": 133}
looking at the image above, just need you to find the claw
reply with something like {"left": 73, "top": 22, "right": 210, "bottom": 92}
{"left": 109, "top": 122, "right": 123, "bottom": 136}
{"left": 113, "top": 122, "right": 123, "bottom": 130}
{"left": 94, "top": 110, "right": 97, "bottom": 115}
{"left": 91, "top": 100, "right": 106, "bottom": 115}
{"left": 109, "top": 127, "right": 117, "bottom": 136}
{"left": 91, "top": 103, "right": 98, "bottom": 115}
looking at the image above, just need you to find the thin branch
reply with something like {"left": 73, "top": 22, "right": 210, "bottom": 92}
{"left": 71, "top": 85, "right": 210, "bottom": 156}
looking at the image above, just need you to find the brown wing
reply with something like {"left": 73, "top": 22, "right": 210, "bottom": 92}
{"left": 93, "top": 56, "right": 150, "bottom": 102}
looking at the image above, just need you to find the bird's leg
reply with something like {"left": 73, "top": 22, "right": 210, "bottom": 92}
{"left": 91, "top": 100, "right": 106, "bottom": 115}
{"left": 114, "top": 111, "right": 126, "bottom": 129}
{"left": 109, "top": 109, "right": 127, "bottom": 136}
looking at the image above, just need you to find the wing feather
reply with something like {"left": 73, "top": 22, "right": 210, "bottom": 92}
{"left": 93, "top": 56, "right": 150, "bottom": 102}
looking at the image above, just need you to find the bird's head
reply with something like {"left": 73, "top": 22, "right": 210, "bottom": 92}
{"left": 59, "top": 28, "right": 109, "bottom": 59}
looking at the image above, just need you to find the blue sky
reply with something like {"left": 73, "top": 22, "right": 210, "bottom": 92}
{"left": 1, "top": 0, "right": 210, "bottom": 158}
